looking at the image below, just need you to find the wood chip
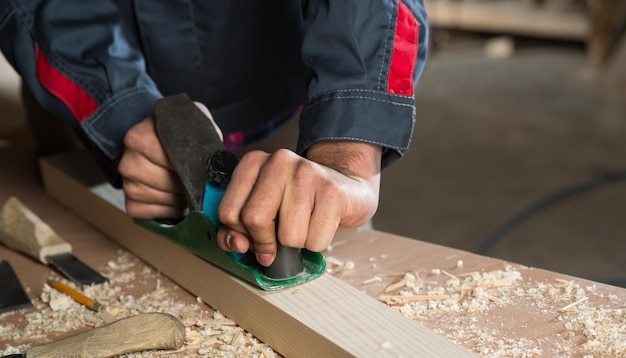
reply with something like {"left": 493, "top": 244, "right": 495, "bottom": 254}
{"left": 384, "top": 272, "right": 417, "bottom": 293}
{"left": 344, "top": 261, "right": 355, "bottom": 270}
{"left": 362, "top": 276, "right": 383, "bottom": 285}
{"left": 379, "top": 294, "right": 450, "bottom": 305}
{"left": 325, "top": 256, "right": 344, "bottom": 267}
{"left": 559, "top": 296, "right": 589, "bottom": 312}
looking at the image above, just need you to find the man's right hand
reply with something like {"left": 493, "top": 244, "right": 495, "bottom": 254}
{"left": 118, "top": 102, "right": 217, "bottom": 219}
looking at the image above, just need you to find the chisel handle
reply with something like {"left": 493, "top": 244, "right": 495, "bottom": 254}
{"left": 0, "top": 196, "right": 71, "bottom": 264}
{"left": 26, "top": 313, "right": 185, "bottom": 358}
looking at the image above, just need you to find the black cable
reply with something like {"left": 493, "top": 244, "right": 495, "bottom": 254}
{"left": 473, "top": 169, "right": 626, "bottom": 287}
{"left": 604, "top": 278, "right": 626, "bottom": 287}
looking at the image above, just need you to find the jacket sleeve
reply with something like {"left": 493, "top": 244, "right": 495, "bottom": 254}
{"left": 297, "top": 0, "right": 428, "bottom": 169}
{"left": 0, "top": 0, "right": 161, "bottom": 183}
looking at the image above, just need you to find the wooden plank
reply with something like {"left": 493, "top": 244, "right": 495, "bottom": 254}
{"left": 425, "top": 0, "right": 589, "bottom": 41}
{"left": 39, "top": 152, "right": 474, "bottom": 358}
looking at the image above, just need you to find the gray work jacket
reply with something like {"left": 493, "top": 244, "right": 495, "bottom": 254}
{"left": 0, "top": 0, "right": 428, "bottom": 183}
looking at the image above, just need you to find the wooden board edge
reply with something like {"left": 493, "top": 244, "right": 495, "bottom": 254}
{"left": 39, "top": 153, "right": 474, "bottom": 357}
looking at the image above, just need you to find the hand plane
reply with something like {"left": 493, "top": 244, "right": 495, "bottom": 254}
{"left": 136, "top": 94, "right": 325, "bottom": 290}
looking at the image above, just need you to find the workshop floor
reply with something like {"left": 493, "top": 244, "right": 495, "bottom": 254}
{"left": 1, "top": 36, "right": 624, "bottom": 286}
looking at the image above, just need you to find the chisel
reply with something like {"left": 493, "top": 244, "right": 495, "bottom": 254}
{"left": 2, "top": 312, "right": 185, "bottom": 358}
{"left": 0, "top": 260, "right": 32, "bottom": 313}
{"left": 0, "top": 196, "right": 107, "bottom": 286}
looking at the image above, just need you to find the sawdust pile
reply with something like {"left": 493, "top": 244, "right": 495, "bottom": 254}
{"left": 1, "top": 250, "right": 276, "bottom": 357}
{"left": 379, "top": 265, "right": 524, "bottom": 314}
{"left": 370, "top": 263, "right": 626, "bottom": 357}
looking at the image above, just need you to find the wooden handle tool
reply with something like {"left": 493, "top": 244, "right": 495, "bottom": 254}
{"left": 0, "top": 196, "right": 70, "bottom": 264}
{"left": 0, "top": 196, "right": 107, "bottom": 286}
{"left": 23, "top": 312, "right": 185, "bottom": 357}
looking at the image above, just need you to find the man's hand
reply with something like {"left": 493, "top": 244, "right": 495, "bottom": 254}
{"left": 119, "top": 102, "right": 381, "bottom": 268}
{"left": 118, "top": 102, "right": 218, "bottom": 219}
{"left": 216, "top": 141, "right": 382, "bottom": 267}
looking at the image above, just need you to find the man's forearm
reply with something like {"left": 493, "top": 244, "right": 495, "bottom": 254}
{"left": 305, "top": 140, "right": 382, "bottom": 180}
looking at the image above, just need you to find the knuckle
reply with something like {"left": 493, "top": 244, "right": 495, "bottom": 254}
{"left": 273, "top": 148, "right": 296, "bottom": 161}
{"left": 118, "top": 155, "right": 142, "bottom": 182}
{"left": 292, "top": 161, "right": 316, "bottom": 184}
{"left": 279, "top": 235, "right": 302, "bottom": 249}
{"left": 240, "top": 150, "right": 268, "bottom": 164}
{"left": 254, "top": 240, "right": 274, "bottom": 251}
{"left": 241, "top": 206, "right": 270, "bottom": 229}
{"left": 306, "top": 237, "right": 330, "bottom": 252}
{"left": 117, "top": 157, "right": 131, "bottom": 177}
{"left": 123, "top": 129, "right": 140, "bottom": 148}
{"left": 124, "top": 200, "right": 143, "bottom": 218}
{"left": 218, "top": 206, "right": 240, "bottom": 226}
{"left": 122, "top": 180, "right": 141, "bottom": 200}
{"left": 263, "top": 149, "right": 298, "bottom": 170}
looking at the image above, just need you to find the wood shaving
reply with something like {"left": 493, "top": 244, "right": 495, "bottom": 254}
{"left": 559, "top": 296, "right": 589, "bottom": 311}
{"left": 0, "top": 250, "right": 277, "bottom": 357}
{"left": 343, "top": 261, "right": 355, "bottom": 271}
{"left": 325, "top": 256, "right": 355, "bottom": 274}
{"left": 379, "top": 294, "right": 450, "bottom": 304}
{"left": 325, "top": 256, "right": 344, "bottom": 268}
{"left": 326, "top": 240, "right": 346, "bottom": 252}
{"left": 384, "top": 272, "right": 419, "bottom": 293}
{"left": 362, "top": 276, "right": 382, "bottom": 285}
{"left": 326, "top": 256, "right": 345, "bottom": 273}
{"left": 368, "top": 263, "right": 626, "bottom": 357}
{"left": 42, "top": 287, "right": 73, "bottom": 312}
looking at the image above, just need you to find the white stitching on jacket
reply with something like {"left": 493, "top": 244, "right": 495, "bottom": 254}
{"left": 376, "top": 1, "right": 395, "bottom": 91}
{"left": 305, "top": 95, "right": 415, "bottom": 111}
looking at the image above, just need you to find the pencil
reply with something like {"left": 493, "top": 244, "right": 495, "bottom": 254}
{"left": 47, "top": 280, "right": 103, "bottom": 312}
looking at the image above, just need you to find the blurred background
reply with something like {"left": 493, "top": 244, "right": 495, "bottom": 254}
{"left": 1, "top": 0, "right": 625, "bottom": 286}
{"left": 377, "top": 0, "right": 626, "bottom": 287}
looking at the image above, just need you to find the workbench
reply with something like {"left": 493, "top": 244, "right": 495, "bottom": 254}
{"left": 1, "top": 147, "right": 625, "bottom": 357}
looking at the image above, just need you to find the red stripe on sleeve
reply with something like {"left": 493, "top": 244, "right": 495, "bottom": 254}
{"left": 35, "top": 46, "right": 98, "bottom": 123}
{"left": 387, "top": 1, "right": 419, "bottom": 96}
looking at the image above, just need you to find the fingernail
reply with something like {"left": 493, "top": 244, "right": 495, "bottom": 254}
{"left": 226, "top": 234, "right": 234, "bottom": 251}
{"left": 256, "top": 253, "right": 275, "bottom": 267}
